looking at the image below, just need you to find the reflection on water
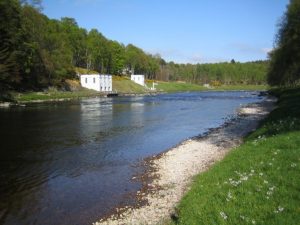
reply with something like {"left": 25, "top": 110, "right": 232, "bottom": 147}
{"left": 0, "top": 91, "right": 264, "bottom": 225}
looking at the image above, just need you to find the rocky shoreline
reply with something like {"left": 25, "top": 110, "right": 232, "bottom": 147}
{"left": 94, "top": 96, "right": 276, "bottom": 225}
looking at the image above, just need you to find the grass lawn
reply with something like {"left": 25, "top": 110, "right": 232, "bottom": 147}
{"left": 112, "top": 76, "right": 148, "bottom": 94}
{"left": 14, "top": 89, "right": 101, "bottom": 102}
{"left": 170, "top": 87, "right": 300, "bottom": 225}
{"left": 155, "top": 81, "right": 268, "bottom": 93}
{"left": 154, "top": 81, "right": 207, "bottom": 92}
{"left": 215, "top": 84, "right": 269, "bottom": 91}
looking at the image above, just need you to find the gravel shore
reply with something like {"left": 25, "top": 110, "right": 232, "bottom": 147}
{"left": 94, "top": 97, "right": 276, "bottom": 225}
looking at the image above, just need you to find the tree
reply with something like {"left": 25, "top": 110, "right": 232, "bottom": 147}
{"left": 267, "top": 0, "right": 300, "bottom": 86}
{"left": 20, "top": 0, "right": 43, "bottom": 11}
{"left": 86, "top": 29, "right": 109, "bottom": 73}
{"left": 125, "top": 44, "right": 154, "bottom": 75}
{"left": 108, "top": 41, "right": 125, "bottom": 75}
{"left": 60, "top": 17, "right": 87, "bottom": 68}
{"left": 20, "top": 5, "right": 75, "bottom": 88}
{"left": 0, "top": 0, "right": 23, "bottom": 90}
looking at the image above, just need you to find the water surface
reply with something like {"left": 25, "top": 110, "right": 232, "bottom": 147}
{"left": 0, "top": 91, "right": 264, "bottom": 225}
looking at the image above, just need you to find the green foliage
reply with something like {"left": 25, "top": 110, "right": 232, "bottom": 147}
{"left": 171, "top": 87, "right": 300, "bottom": 225}
{"left": 165, "top": 61, "right": 268, "bottom": 85}
{"left": 74, "top": 67, "right": 98, "bottom": 75}
{"left": 0, "top": 1, "right": 76, "bottom": 90}
{"left": 108, "top": 41, "right": 125, "bottom": 74}
{"left": 60, "top": 17, "right": 87, "bottom": 68}
{"left": 112, "top": 76, "right": 148, "bottom": 94}
{"left": 0, "top": 0, "right": 23, "bottom": 90}
{"left": 0, "top": 0, "right": 268, "bottom": 93}
{"left": 267, "top": 0, "right": 300, "bottom": 86}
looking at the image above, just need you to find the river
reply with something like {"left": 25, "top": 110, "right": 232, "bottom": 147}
{"left": 0, "top": 91, "right": 264, "bottom": 225}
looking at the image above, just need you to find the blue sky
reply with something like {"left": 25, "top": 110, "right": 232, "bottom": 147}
{"left": 43, "top": 0, "right": 289, "bottom": 63}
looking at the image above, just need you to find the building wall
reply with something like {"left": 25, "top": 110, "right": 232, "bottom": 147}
{"left": 99, "top": 74, "right": 112, "bottom": 92}
{"left": 131, "top": 75, "right": 145, "bottom": 86}
{"left": 80, "top": 74, "right": 112, "bottom": 92}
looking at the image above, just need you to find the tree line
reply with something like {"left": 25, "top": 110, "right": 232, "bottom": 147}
{"left": 158, "top": 60, "right": 267, "bottom": 85}
{"left": 267, "top": 0, "right": 300, "bottom": 86}
{"left": 1, "top": 0, "right": 268, "bottom": 92}
{"left": 0, "top": 0, "right": 164, "bottom": 91}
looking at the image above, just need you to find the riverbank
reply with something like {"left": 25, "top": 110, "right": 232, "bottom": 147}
{"left": 155, "top": 82, "right": 268, "bottom": 93}
{"left": 171, "top": 87, "right": 300, "bottom": 225}
{"left": 0, "top": 83, "right": 268, "bottom": 106}
{"left": 94, "top": 95, "right": 276, "bottom": 225}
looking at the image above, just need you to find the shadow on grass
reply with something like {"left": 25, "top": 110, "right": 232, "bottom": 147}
{"left": 247, "top": 87, "right": 300, "bottom": 140}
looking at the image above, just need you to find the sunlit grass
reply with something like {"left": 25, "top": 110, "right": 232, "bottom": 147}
{"left": 155, "top": 81, "right": 207, "bottom": 92}
{"left": 215, "top": 84, "right": 269, "bottom": 91}
{"left": 170, "top": 87, "right": 300, "bottom": 225}
{"left": 112, "top": 76, "right": 148, "bottom": 94}
{"left": 9, "top": 76, "right": 269, "bottom": 103}
{"left": 155, "top": 81, "right": 268, "bottom": 93}
{"left": 14, "top": 89, "right": 100, "bottom": 102}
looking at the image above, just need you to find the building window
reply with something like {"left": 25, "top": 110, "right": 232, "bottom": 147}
{"left": 85, "top": 78, "right": 88, "bottom": 83}
{"left": 93, "top": 77, "right": 96, "bottom": 83}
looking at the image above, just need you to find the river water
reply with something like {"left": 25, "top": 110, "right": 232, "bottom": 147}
{"left": 0, "top": 91, "right": 264, "bottom": 225}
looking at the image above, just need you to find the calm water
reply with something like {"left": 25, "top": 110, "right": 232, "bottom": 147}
{"left": 0, "top": 91, "right": 264, "bottom": 225}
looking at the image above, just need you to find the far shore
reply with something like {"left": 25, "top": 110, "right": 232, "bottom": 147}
{"left": 0, "top": 84, "right": 268, "bottom": 107}
{"left": 94, "top": 96, "right": 276, "bottom": 225}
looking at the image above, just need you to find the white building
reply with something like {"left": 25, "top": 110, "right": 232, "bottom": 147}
{"left": 80, "top": 74, "right": 112, "bottom": 92}
{"left": 131, "top": 74, "right": 145, "bottom": 86}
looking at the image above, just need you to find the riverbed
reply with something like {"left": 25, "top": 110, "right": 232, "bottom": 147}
{"left": 0, "top": 91, "right": 264, "bottom": 225}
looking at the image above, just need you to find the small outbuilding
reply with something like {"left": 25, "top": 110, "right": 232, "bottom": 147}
{"left": 80, "top": 74, "right": 112, "bottom": 92}
{"left": 131, "top": 74, "right": 145, "bottom": 86}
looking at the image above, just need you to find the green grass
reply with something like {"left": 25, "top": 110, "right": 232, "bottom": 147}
{"left": 14, "top": 89, "right": 101, "bottom": 102}
{"left": 155, "top": 81, "right": 207, "bottom": 92}
{"left": 214, "top": 84, "right": 269, "bottom": 91}
{"left": 155, "top": 81, "right": 268, "bottom": 93}
{"left": 75, "top": 67, "right": 98, "bottom": 75}
{"left": 170, "top": 87, "right": 300, "bottom": 225}
{"left": 8, "top": 76, "right": 268, "bottom": 103}
{"left": 112, "top": 76, "right": 148, "bottom": 94}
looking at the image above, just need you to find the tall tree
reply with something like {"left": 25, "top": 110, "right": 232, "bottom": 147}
{"left": 86, "top": 29, "right": 109, "bottom": 73}
{"left": 108, "top": 41, "right": 125, "bottom": 75}
{"left": 268, "top": 0, "right": 300, "bottom": 86}
{"left": 0, "top": 0, "right": 23, "bottom": 90}
{"left": 60, "top": 17, "right": 87, "bottom": 68}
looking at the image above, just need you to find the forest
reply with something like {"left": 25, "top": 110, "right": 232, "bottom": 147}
{"left": 267, "top": 0, "right": 300, "bottom": 86}
{"left": 1, "top": 0, "right": 270, "bottom": 93}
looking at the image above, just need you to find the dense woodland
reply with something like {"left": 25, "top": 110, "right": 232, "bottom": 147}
{"left": 158, "top": 60, "right": 267, "bottom": 85}
{"left": 3, "top": 0, "right": 296, "bottom": 93}
{"left": 267, "top": 0, "right": 300, "bottom": 86}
